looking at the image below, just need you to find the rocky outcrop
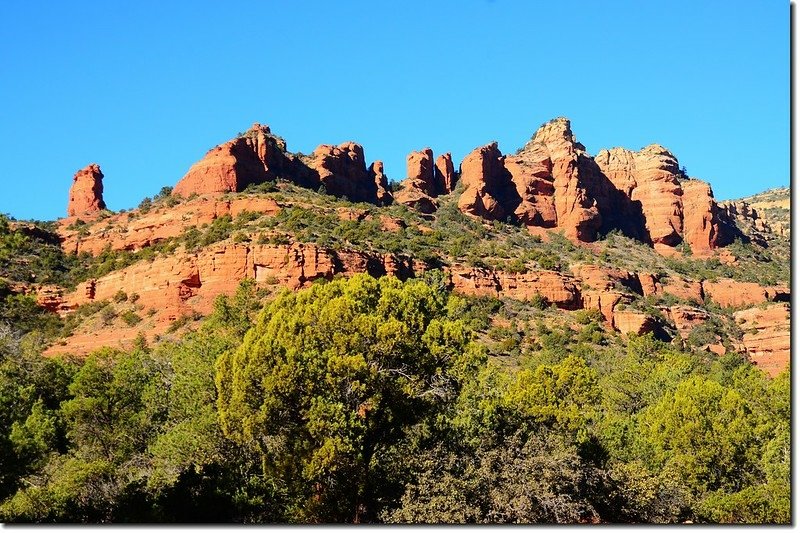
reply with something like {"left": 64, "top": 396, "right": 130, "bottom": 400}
{"left": 395, "top": 148, "right": 439, "bottom": 213}
{"left": 719, "top": 194, "right": 787, "bottom": 246}
{"left": 395, "top": 149, "right": 458, "bottom": 213}
{"left": 44, "top": 242, "right": 423, "bottom": 356}
{"left": 67, "top": 164, "right": 106, "bottom": 217}
{"left": 173, "top": 123, "right": 390, "bottom": 206}
{"left": 594, "top": 145, "right": 683, "bottom": 248}
{"left": 613, "top": 310, "right": 658, "bottom": 336}
{"left": 663, "top": 305, "right": 711, "bottom": 339}
{"left": 173, "top": 123, "right": 294, "bottom": 197}
{"left": 734, "top": 303, "right": 790, "bottom": 377}
{"left": 447, "top": 267, "right": 582, "bottom": 309}
{"left": 456, "top": 119, "right": 595, "bottom": 238}
{"left": 307, "top": 142, "right": 392, "bottom": 205}
{"left": 681, "top": 180, "right": 727, "bottom": 254}
{"left": 457, "top": 143, "right": 515, "bottom": 220}
{"left": 660, "top": 276, "right": 705, "bottom": 304}
{"left": 450, "top": 117, "right": 743, "bottom": 255}
{"left": 702, "top": 279, "right": 790, "bottom": 308}
{"left": 58, "top": 196, "right": 281, "bottom": 255}
{"left": 528, "top": 118, "right": 601, "bottom": 241}
{"left": 435, "top": 153, "right": 456, "bottom": 194}
{"left": 367, "top": 161, "right": 393, "bottom": 206}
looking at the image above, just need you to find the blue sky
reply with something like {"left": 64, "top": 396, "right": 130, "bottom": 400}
{"left": 0, "top": 0, "right": 788, "bottom": 221}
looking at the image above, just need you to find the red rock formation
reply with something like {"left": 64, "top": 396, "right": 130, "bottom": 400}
{"left": 67, "top": 164, "right": 106, "bottom": 217}
{"left": 613, "top": 311, "right": 657, "bottom": 336}
{"left": 307, "top": 142, "right": 392, "bottom": 205}
{"left": 702, "top": 279, "right": 789, "bottom": 308}
{"left": 58, "top": 196, "right": 281, "bottom": 255}
{"left": 582, "top": 290, "right": 630, "bottom": 324}
{"left": 660, "top": 276, "right": 704, "bottom": 303}
{"left": 396, "top": 149, "right": 460, "bottom": 213}
{"left": 528, "top": 118, "right": 601, "bottom": 241}
{"left": 595, "top": 145, "right": 684, "bottom": 248}
{"left": 638, "top": 273, "right": 660, "bottom": 297}
{"left": 663, "top": 305, "right": 711, "bottom": 339}
{"left": 395, "top": 148, "right": 439, "bottom": 213}
{"left": 435, "top": 153, "right": 456, "bottom": 193}
{"left": 457, "top": 143, "right": 515, "bottom": 220}
{"left": 173, "top": 124, "right": 390, "bottom": 206}
{"left": 45, "top": 241, "right": 423, "bottom": 356}
{"left": 681, "top": 180, "right": 724, "bottom": 255}
{"left": 733, "top": 303, "right": 790, "bottom": 376}
{"left": 451, "top": 118, "right": 737, "bottom": 254}
{"left": 406, "top": 148, "right": 436, "bottom": 196}
{"left": 503, "top": 143, "right": 558, "bottom": 228}
{"left": 447, "top": 267, "right": 582, "bottom": 309}
{"left": 367, "top": 161, "right": 393, "bottom": 206}
{"left": 173, "top": 123, "right": 292, "bottom": 197}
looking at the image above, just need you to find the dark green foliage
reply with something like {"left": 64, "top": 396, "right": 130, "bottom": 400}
{"left": 0, "top": 273, "right": 789, "bottom": 524}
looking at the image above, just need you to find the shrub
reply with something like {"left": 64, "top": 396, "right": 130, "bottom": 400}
{"left": 120, "top": 310, "right": 142, "bottom": 326}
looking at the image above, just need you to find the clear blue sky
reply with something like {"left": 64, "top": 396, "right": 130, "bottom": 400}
{"left": 0, "top": 0, "right": 789, "bottom": 221}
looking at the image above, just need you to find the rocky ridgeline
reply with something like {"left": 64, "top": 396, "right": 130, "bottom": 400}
{"left": 52, "top": 118, "right": 789, "bottom": 374}
{"left": 66, "top": 118, "right": 751, "bottom": 256}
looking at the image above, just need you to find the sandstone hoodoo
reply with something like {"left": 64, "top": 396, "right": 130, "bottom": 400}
{"left": 67, "top": 163, "right": 106, "bottom": 217}
{"left": 395, "top": 148, "right": 457, "bottom": 213}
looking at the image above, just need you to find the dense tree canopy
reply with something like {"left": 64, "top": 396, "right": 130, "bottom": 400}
{"left": 0, "top": 275, "right": 790, "bottom": 523}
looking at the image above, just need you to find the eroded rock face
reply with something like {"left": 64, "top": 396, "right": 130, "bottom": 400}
{"left": 58, "top": 196, "right": 281, "bottom": 255}
{"left": 594, "top": 145, "right": 683, "bottom": 247}
{"left": 173, "top": 124, "right": 390, "bottom": 206}
{"left": 503, "top": 143, "right": 557, "bottom": 228}
{"left": 681, "top": 180, "right": 727, "bottom": 254}
{"left": 308, "top": 142, "right": 390, "bottom": 204}
{"left": 457, "top": 143, "right": 517, "bottom": 221}
{"left": 702, "top": 279, "right": 790, "bottom": 308}
{"left": 367, "top": 161, "right": 393, "bottom": 206}
{"left": 44, "top": 241, "right": 421, "bottom": 356}
{"left": 395, "top": 150, "right": 459, "bottom": 213}
{"left": 451, "top": 117, "right": 742, "bottom": 255}
{"left": 529, "top": 118, "right": 601, "bottom": 241}
{"left": 435, "top": 153, "right": 456, "bottom": 194}
{"left": 456, "top": 120, "right": 602, "bottom": 240}
{"left": 395, "top": 148, "right": 439, "bottom": 213}
{"left": 613, "top": 310, "right": 657, "bottom": 336}
{"left": 67, "top": 164, "right": 106, "bottom": 217}
{"left": 734, "top": 303, "right": 790, "bottom": 377}
{"left": 664, "top": 305, "right": 711, "bottom": 339}
{"left": 447, "top": 267, "right": 582, "bottom": 309}
{"left": 173, "top": 123, "right": 292, "bottom": 197}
